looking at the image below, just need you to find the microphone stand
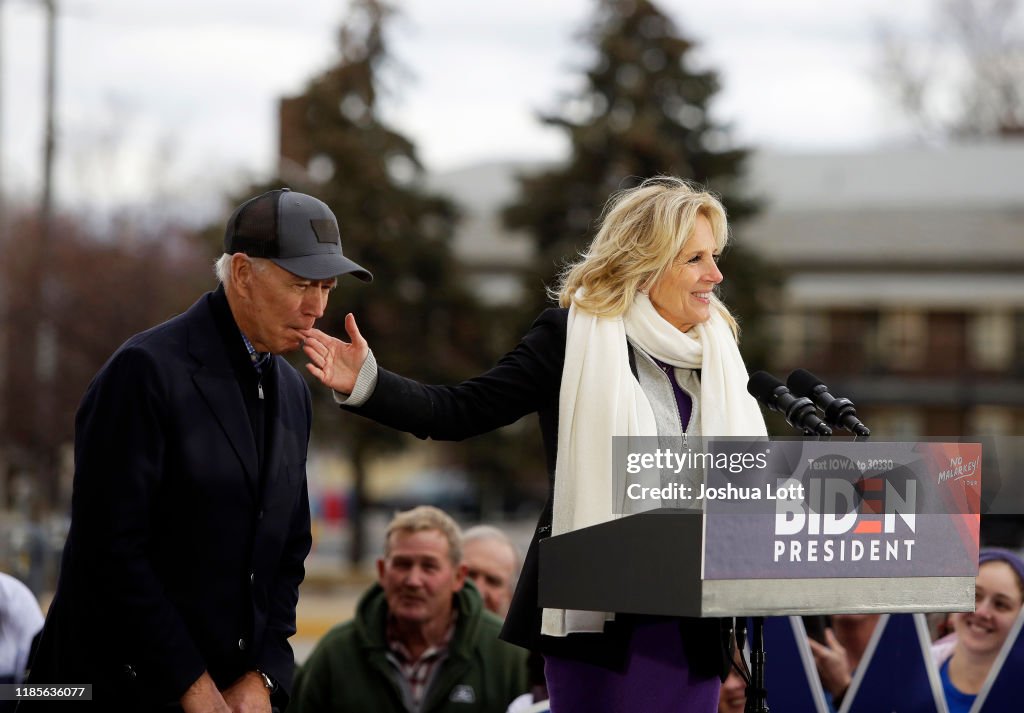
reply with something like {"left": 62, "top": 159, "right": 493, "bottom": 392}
{"left": 744, "top": 617, "right": 769, "bottom": 713}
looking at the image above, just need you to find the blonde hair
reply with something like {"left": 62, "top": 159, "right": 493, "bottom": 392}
{"left": 384, "top": 505, "right": 463, "bottom": 564}
{"left": 554, "top": 176, "right": 738, "bottom": 337}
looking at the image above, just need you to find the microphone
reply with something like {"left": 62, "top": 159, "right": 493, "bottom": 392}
{"left": 787, "top": 369, "right": 871, "bottom": 437}
{"left": 747, "top": 371, "right": 832, "bottom": 436}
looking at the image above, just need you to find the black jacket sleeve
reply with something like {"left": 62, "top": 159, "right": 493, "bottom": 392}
{"left": 352, "top": 309, "right": 567, "bottom": 441}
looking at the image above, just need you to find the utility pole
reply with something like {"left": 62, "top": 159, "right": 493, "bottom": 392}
{"left": 41, "top": 0, "right": 55, "bottom": 231}
{"left": 0, "top": 0, "right": 6, "bottom": 232}
{"left": 0, "top": 0, "right": 7, "bottom": 510}
{"left": 34, "top": 0, "right": 59, "bottom": 503}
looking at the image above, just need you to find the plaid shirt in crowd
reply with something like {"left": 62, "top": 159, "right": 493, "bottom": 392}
{"left": 385, "top": 613, "right": 458, "bottom": 710}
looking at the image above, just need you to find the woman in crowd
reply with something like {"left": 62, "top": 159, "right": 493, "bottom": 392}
{"left": 716, "top": 645, "right": 748, "bottom": 713}
{"left": 301, "top": 176, "right": 767, "bottom": 713}
{"left": 932, "top": 548, "right": 1024, "bottom": 713}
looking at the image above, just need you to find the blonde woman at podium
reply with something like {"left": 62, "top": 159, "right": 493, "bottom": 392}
{"left": 931, "top": 548, "right": 1024, "bottom": 713}
{"left": 301, "top": 176, "right": 768, "bottom": 713}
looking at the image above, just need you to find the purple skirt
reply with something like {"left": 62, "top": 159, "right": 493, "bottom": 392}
{"left": 544, "top": 619, "right": 720, "bottom": 713}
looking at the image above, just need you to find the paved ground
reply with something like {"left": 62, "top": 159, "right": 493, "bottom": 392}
{"left": 292, "top": 568, "right": 375, "bottom": 663}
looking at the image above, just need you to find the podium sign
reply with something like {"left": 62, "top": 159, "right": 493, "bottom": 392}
{"left": 703, "top": 441, "right": 980, "bottom": 580}
{"left": 539, "top": 440, "right": 980, "bottom": 617}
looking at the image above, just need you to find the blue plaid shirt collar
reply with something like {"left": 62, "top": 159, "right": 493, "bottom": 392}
{"left": 240, "top": 332, "right": 272, "bottom": 374}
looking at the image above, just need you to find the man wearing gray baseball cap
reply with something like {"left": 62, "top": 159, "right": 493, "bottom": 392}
{"left": 25, "top": 189, "right": 370, "bottom": 713}
{"left": 224, "top": 188, "right": 372, "bottom": 283}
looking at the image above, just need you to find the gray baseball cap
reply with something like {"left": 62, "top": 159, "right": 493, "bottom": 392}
{"left": 224, "top": 188, "right": 372, "bottom": 282}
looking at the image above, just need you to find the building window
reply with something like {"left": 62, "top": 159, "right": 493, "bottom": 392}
{"left": 968, "top": 406, "right": 1015, "bottom": 436}
{"left": 775, "top": 311, "right": 828, "bottom": 366}
{"left": 1016, "top": 313, "right": 1024, "bottom": 371}
{"left": 969, "top": 311, "right": 1014, "bottom": 370}
{"left": 877, "top": 310, "right": 926, "bottom": 370}
{"left": 868, "top": 408, "right": 925, "bottom": 439}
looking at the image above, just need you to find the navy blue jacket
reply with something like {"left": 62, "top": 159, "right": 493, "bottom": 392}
{"left": 26, "top": 289, "right": 312, "bottom": 711}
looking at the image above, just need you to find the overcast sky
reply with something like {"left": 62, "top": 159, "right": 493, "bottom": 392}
{"left": 2, "top": 0, "right": 934, "bottom": 220}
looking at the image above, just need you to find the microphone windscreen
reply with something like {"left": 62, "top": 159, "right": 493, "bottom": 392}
{"left": 747, "top": 371, "right": 784, "bottom": 401}
{"left": 787, "top": 368, "right": 824, "bottom": 398}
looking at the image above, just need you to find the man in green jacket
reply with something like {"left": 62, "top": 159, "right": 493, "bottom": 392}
{"left": 289, "top": 506, "right": 527, "bottom": 713}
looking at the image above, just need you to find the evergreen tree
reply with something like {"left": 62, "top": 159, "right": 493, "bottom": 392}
{"left": 259, "top": 0, "right": 502, "bottom": 564}
{"left": 504, "top": 0, "right": 777, "bottom": 366}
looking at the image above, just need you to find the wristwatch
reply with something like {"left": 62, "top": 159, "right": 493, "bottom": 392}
{"left": 255, "top": 669, "right": 276, "bottom": 692}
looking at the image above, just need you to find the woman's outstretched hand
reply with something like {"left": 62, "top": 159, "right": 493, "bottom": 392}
{"left": 301, "top": 313, "right": 369, "bottom": 395}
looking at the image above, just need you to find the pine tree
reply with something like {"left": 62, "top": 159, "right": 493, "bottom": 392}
{"left": 504, "top": 0, "right": 776, "bottom": 366}
{"left": 267, "top": 0, "right": 500, "bottom": 564}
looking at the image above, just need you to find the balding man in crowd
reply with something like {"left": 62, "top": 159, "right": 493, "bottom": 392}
{"left": 461, "top": 525, "right": 521, "bottom": 619}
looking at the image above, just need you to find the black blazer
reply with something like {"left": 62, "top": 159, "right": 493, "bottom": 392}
{"left": 353, "top": 308, "right": 730, "bottom": 677}
{"left": 25, "top": 290, "right": 312, "bottom": 711}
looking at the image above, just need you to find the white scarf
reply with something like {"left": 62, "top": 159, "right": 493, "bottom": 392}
{"left": 541, "top": 292, "right": 767, "bottom": 637}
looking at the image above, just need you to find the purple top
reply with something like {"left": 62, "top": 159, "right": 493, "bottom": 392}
{"left": 544, "top": 619, "right": 720, "bottom": 713}
{"left": 650, "top": 357, "right": 693, "bottom": 432}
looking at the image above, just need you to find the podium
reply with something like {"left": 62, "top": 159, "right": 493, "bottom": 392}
{"left": 537, "top": 440, "right": 982, "bottom": 712}
{"left": 540, "top": 440, "right": 982, "bottom": 617}
{"left": 537, "top": 508, "right": 976, "bottom": 617}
